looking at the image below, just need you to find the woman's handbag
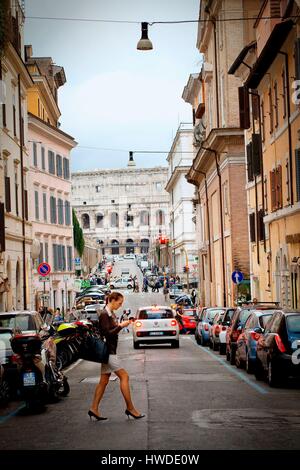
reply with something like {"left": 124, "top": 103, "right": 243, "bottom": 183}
{"left": 79, "top": 335, "right": 109, "bottom": 364}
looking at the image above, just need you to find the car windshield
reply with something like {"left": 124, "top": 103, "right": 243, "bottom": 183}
{"left": 182, "top": 310, "right": 196, "bottom": 317}
{"left": 286, "top": 315, "right": 300, "bottom": 334}
{"left": 0, "top": 331, "right": 13, "bottom": 350}
{"left": 0, "top": 315, "right": 37, "bottom": 332}
{"left": 239, "top": 309, "right": 252, "bottom": 325}
{"left": 138, "top": 309, "right": 173, "bottom": 319}
{"left": 259, "top": 312, "right": 275, "bottom": 329}
{"left": 206, "top": 309, "right": 225, "bottom": 321}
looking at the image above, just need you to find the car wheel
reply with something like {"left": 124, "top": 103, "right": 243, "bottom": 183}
{"left": 267, "top": 360, "right": 281, "bottom": 388}
{"left": 254, "top": 358, "right": 264, "bottom": 381}
{"left": 246, "top": 354, "right": 254, "bottom": 374}
{"left": 171, "top": 340, "right": 180, "bottom": 348}
{"left": 133, "top": 342, "right": 140, "bottom": 349}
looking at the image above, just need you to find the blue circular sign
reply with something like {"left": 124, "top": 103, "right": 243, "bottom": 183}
{"left": 38, "top": 262, "right": 51, "bottom": 276}
{"left": 232, "top": 271, "right": 244, "bottom": 284}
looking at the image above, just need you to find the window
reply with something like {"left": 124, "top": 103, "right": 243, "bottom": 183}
{"left": 2, "top": 102, "right": 6, "bottom": 127}
{"left": 41, "top": 147, "right": 45, "bottom": 170}
{"left": 261, "top": 100, "right": 265, "bottom": 143}
{"left": 155, "top": 182, "right": 162, "bottom": 191}
{"left": 274, "top": 81, "right": 279, "bottom": 128}
{"left": 246, "top": 142, "right": 253, "bottom": 182}
{"left": 281, "top": 68, "right": 287, "bottom": 119}
{"left": 15, "top": 173, "right": 18, "bottom": 216}
{"left": 268, "top": 87, "right": 273, "bottom": 134}
{"left": 48, "top": 151, "right": 55, "bottom": 174}
{"left": 111, "top": 212, "right": 118, "bottom": 228}
{"left": 35, "top": 190, "right": 39, "bottom": 220}
{"left": 140, "top": 211, "right": 149, "bottom": 226}
{"left": 53, "top": 244, "right": 58, "bottom": 271}
{"left": 82, "top": 213, "right": 90, "bottom": 229}
{"left": 56, "top": 155, "right": 62, "bottom": 177}
{"left": 156, "top": 210, "right": 165, "bottom": 226}
{"left": 249, "top": 213, "right": 256, "bottom": 242}
{"left": 38, "top": 242, "right": 44, "bottom": 265}
{"left": 270, "top": 165, "right": 283, "bottom": 211}
{"left": 58, "top": 198, "right": 64, "bottom": 225}
{"left": 257, "top": 209, "right": 265, "bottom": 241}
{"left": 63, "top": 158, "right": 70, "bottom": 179}
{"left": 65, "top": 201, "right": 71, "bottom": 225}
{"left": 124, "top": 213, "right": 133, "bottom": 227}
{"left": 13, "top": 104, "right": 16, "bottom": 136}
{"left": 67, "top": 246, "right": 73, "bottom": 271}
{"left": 33, "top": 142, "right": 38, "bottom": 167}
{"left": 42, "top": 193, "right": 47, "bottom": 221}
{"left": 5, "top": 172, "right": 11, "bottom": 213}
{"left": 45, "top": 242, "right": 48, "bottom": 263}
{"left": 50, "top": 196, "right": 57, "bottom": 224}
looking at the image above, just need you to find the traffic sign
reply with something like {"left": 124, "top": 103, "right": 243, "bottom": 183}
{"left": 74, "top": 258, "right": 81, "bottom": 269}
{"left": 37, "top": 262, "right": 51, "bottom": 277}
{"left": 39, "top": 276, "right": 50, "bottom": 282}
{"left": 232, "top": 271, "right": 244, "bottom": 284}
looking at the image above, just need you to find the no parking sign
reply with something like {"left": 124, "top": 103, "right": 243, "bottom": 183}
{"left": 37, "top": 262, "right": 51, "bottom": 277}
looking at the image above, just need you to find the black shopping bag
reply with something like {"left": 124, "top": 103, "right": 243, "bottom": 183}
{"left": 79, "top": 335, "right": 109, "bottom": 364}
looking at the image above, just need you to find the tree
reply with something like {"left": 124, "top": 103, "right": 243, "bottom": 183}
{"left": 73, "top": 209, "right": 85, "bottom": 257}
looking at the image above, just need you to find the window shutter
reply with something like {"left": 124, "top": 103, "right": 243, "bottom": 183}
{"left": 270, "top": 170, "right": 276, "bottom": 211}
{"left": 13, "top": 105, "right": 16, "bottom": 136}
{"left": 41, "top": 147, "right": 45, "bottom": 170}
{"left": 2, "top": 103, "right": 6, "bottom": 127}
{"left": 246, "top": 142, "right": 253, "bottom": 182}
{"left": 35, "top": 191, "right": 39, "bottom": 220}
{"left": 62, "top": 246, "right": 66, "bottom": 271}
{"left": 24, "top": 190, "right": 28, "bottom": 220}
{"left": 45, "top": 243, "right": 48, "bottom": 263}
{"left": 238, "top": 86, "right": 250, "bottom": 129}
{"left": 252, "top": 134, "right": 261, "bottom": 176}
{"left": 251, "top": 93, "right": 260, "bottom": 121}
{"left": 257, "top": 209, "right": 265, "bottom": 241}
{"left": 43, "top": 193, "right": 47, "bottom": 221}
{"left": 249, "top": 213, "right": 256, "bottom": 242}
{"left": 276, "top": 165, "right": 283, "bottom": 209}
{"left": 33, "top": 143, "right": 37, "bottom": 166}
{"left": 5, "top": 177, "right": 11, "bottom": 212}
{"left": 295, "top": 149, "right": 300, "bottom": 201}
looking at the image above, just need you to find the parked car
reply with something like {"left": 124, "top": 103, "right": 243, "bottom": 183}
{"left": 255, "top": 309, "right": 300, "bottom": 387}
{"left": 124, "top": 254, "right": 135, "bottom": 260}
{"left": 226, "top": 303, "right": 278, "bottom": 365}
{"left": 169, "top": 284, "right": 184, "bottom": 299}
{"left": 209, "top": 310, "right": 226, "bottom": 351}
{"left": 110, "top": 277, "right": 134, "bottom": 290}
{"left": 218, "top": 308, "right": 236, "bottom": 354}
{"left": 76, "top": 292, "right": 106, "bottom": 308}
{"left": 235, "top": 309, "right": 275, "bottom": 372}
{"left": 132, "top": 306, "right": 179, "bottom": 349}
{"left": 0, "top": 310, "right": 43, "bottom": 334}
{"left": 196, "top": 307, "right": 225, "bottom": 346}
{"left": 178, "top": 308, "right": 198, "bottom": 334}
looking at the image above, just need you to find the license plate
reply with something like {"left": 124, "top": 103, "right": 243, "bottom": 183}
{"left": 149, "top": 332, "right": 164, "bottom": 336}
{"left": 23, "top": 372, "right": 36, "bottom": 387}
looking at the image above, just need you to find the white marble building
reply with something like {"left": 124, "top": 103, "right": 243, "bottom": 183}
{"left": 71, "top": 161, "right": 170, "bottom": 257}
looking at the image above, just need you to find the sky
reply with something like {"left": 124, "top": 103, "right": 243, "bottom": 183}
{"left": 24, "top": 0, "right": 201, "bottom": 172}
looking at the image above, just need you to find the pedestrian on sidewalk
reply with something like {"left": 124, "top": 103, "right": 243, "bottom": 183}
{"left": 163, "top": 281, "right": 169, "bottom": 303}
{"left": 88, "top": 291, "right": 145, "bottom": 421}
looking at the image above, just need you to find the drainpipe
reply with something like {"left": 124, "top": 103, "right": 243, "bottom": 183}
{"left": 18, "top": 74, "right": 27, "bottom": 310}
{"left": 278, "top": 51, "right": 294, "bottom": 206}
{"left": 201, "top": 146, "right": 226, "bottom": 307}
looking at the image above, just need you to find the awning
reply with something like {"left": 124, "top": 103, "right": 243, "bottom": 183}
{"left": 245, "top": 20, "right": 294, "bottom": 89}
{"left": 228, "top": 41, "right": 256, "bottom": 75}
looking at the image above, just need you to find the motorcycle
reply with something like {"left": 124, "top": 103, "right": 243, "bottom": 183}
{"left": 10, "top": 329, "right": 70, "bottom": 411}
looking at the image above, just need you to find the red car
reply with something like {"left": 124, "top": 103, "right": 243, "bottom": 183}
{"left": 178, "top": 308, "right": 198, "bottom": 333}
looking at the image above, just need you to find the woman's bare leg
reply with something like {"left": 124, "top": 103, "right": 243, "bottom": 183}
{"left": 90, "top": 373, "right": 110, "bottom": 415}
{"left": 114, "top": 368, "right": 141, "bottom": 415}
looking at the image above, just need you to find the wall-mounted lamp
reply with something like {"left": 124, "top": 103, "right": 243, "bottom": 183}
{"left": 137, "top": 22, "right": 153, "bottom": 51}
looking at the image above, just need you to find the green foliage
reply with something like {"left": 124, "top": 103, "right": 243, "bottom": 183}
{"left": 73, "top": 209, "right": 85, "bottom": 257}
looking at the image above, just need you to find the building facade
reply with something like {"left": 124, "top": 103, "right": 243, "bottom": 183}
{"left": 71, "top": 162, "right": 170, "bottom": 259}
{"left": 229, "top": 0, "right": 300, "bottom": 308}
{"left": 165, "top": 123, "right": 198, "bottom": 282}
{"left": 26, "top": 46, "right": 77, "bottom": 312}
{"left": 185, "top": 0, "right": 260, "bottom": 306}
{"left": 0, "top": 1, "right": 34, "bottom": 311}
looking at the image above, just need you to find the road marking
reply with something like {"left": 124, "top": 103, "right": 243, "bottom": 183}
{"left": 0, "top": 403, "right": 25, "bottom": 424}
{"left": 186, "top": 336, "right": 269, "bottom": 395}
{"left": 64, "top": 358, "right": 82, "bottom": 373}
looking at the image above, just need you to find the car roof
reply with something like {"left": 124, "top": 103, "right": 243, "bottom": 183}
{"left": 274, "top": 309, "right": 300, "bottom": 315}
{"left": 138, "top": 306, "right": 173, "bottom": 311}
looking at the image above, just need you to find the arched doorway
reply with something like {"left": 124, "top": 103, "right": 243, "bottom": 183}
{"left": 111, "top": 240, "right": 119, "bottom": 255}
{"left": 141, "top": 238, "right": 149, "bottom": 254}
{"left": 126, "top": 239, "right": 134, "bottom": 254}
{"left": 81, "top": 213, "right": 90, "bottom": 229}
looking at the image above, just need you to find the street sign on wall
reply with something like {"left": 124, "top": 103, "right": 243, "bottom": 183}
{"left": 74, "top": 258, "right": 81, "bottom": 269}
{"left": 232, "top": 271, "right": 244, "bottom": 284}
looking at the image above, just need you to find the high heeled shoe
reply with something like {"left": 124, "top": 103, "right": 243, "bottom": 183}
{"left": 125, "top": 409, "right": 145, "bottom": 419}
{"left": 88, "top": 410, "right": 108, "bottom": 421}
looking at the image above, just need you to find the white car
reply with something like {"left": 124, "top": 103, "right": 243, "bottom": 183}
{"left": 132, "top": 306, "right": 179, "bottom": 349}
{"left": 110, "top": 277, "right": 134, "bottom": 289}
{"left": 124, "top": 254, "right": 135, "bottom": 260}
